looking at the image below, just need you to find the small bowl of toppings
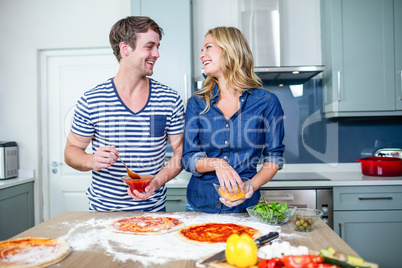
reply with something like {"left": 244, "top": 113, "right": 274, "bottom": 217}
{"left": 213, "top": 178, "right": 251, "bottom": 202}
{"left": 247, "top": 198, "right": 292, "bottom": 225}
{"left": 123, "top": 175, "right": 154, "bottom": 193}
{"left": 284, "top": 208, "right": 324, "bottom": 232}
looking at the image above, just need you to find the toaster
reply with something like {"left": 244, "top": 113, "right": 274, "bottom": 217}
{"left": 0, "top": 141, "right": 18, "bottom": 179}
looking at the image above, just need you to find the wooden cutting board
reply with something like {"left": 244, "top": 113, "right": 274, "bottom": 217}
{"left": 199, "top": 251, "right": 379, "bottom": 268}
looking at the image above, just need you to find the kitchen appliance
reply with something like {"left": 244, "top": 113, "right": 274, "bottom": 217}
{"left": 374, "top": 148, "right": 402, "bottom": 159}
{"left": 199, "top": 232, "right": 279, "bottom": 265}
{"left": 357, "top": 156, "right": 402, "bottom": 176}
{"left": 0, "top": 141, "right": 18, "bottom": 179}
{"left": 260, "top": 188, "right": 333, "bottom": 229}
{"left": 239, "top": 0, "right": 324, "bottom": 85}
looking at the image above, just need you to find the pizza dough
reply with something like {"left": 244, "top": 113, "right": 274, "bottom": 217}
{"left": 107, "top": 216, "right": 184, "bottom": 235}
{"left": 178, "top": 223, "right": 261, "bottom": 245}
{"left": 0, "top": 237, "right": 70, "bottom": 268}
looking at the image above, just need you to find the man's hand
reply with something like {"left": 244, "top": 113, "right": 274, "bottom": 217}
{"left": 127, "top": 178, "right": 161, "bottom": 200}
{"left": 92, "top": 145, "right": 119, "bottom": 171}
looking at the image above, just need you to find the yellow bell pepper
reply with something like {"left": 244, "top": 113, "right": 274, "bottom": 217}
{"left": 225, "top": 233, "right": 258, "bottom": 267}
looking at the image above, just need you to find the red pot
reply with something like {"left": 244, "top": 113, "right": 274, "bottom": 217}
{"left": 356, "top": 157, "right": 402, "bottom": 176}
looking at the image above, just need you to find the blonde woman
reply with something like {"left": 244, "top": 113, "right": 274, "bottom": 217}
{"left": 181, "top": 27, "right": 285, "bottom": 213}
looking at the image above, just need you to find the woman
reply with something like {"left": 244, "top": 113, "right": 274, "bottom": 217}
{"left": 181, "top": 27, "right": 285, "bottom": 213}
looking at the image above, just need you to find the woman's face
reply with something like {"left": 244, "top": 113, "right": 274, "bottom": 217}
{"left": 200, "top": 34, "right": 223, "bottom": 78}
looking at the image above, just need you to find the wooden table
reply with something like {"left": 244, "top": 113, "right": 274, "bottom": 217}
{"left": 10, "top": 211, "right": 359, "bottom": 268}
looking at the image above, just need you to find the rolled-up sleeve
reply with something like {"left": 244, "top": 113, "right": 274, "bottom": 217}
{"left": 262, "top": 93, "right": 285, "bottom": 169}
{"left": 181, "top": 97, "right": 206, "bottom": 177}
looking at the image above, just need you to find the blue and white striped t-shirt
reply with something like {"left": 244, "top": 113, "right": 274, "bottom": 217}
{"left": 71, "top": 78, "right": 184, "bottom": 211}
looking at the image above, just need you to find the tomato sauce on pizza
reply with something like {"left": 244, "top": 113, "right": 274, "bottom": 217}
{"left": 179, "top": 223, "right": 260, "bottom": 244}
{"left": 108, "top": 216, "right": 184, "bottom": 234}
{"left": 0, "top": 237, "right": 70, "bottom": 267}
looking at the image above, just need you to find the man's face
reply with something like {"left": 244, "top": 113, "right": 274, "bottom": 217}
{"left": 128, "top": 30, "right": 160, "bottom": 77}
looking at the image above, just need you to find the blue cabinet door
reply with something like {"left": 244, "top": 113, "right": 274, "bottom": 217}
{"left": 321, "top": 0, "right": 397, "bottom": 116}
{"left": 0, "top": 183, "right": 34, "bottom": 240}
{"left": 334, "top": 210, "right": 402, "bottom": 268}
{"left": 131, "top": 0, "right": 193, "bottom": 104}
{"left": 395, "top": 0, "right": 402, "bottom": 110}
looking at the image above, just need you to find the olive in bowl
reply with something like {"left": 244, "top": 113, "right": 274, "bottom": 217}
{"left": 284, "top": 208, "right": 324, "bottom": 232}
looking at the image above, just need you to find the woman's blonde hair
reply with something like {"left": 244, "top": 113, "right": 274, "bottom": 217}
{"left": 195, "top": 26, "right": 262, "bottom": 113}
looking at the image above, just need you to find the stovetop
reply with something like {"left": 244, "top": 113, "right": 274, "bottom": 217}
{"left": 271, "top": 172, "right": 330, "bottom": 181}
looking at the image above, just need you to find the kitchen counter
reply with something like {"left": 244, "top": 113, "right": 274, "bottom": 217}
{"left": 167, "top": 163, "right": 402, "bottom": 188}
{"left": 9, "top": 211, "right": 364, "bottom": 268}
{"left": 0, "top": 169, "right": 35, "bottom": 190}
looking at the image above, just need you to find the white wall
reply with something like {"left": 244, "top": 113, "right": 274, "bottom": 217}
{"left": 0, "top": 0, "right": 131, "bottom": 222}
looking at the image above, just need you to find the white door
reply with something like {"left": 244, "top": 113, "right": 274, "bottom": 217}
{"left": 40, "top": 48, "right": 119, "bottom": 220}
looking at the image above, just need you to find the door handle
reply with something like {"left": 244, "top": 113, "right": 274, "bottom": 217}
{"left": 50, "top": 161, "right": 63, "bottom": 174}
{"left": 263, "top": 194, "right": 295, "bottom": 201}
{"left": 166, "top": 198, "right": 183, "bottom": 202}
{"left": 358, "top": 196, "right": 392, "bottom": 200}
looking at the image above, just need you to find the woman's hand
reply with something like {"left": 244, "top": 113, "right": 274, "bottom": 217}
{"left": 220, "top": 184, "right": 254, "bottom": 207}
{"left": 215, "top": 159, "right": 243, "bottom": 193}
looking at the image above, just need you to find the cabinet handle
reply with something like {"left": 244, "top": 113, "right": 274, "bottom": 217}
{"left": 338, "top": 223, "right": 342, "bottom": 238}
{"left": 166, "top": 199, "right": 183, "bottom": 202}
{"left": 184, "top": 74, "right": 188, "bottom": 102}
{"left": 337, "top": 71, "right": 341, "bottom": 102}
{"left": 399, "top": 70, "right": 402, "bottom": 100}
{"left": 358, "top": 196, "right": 392, "bottom": 200}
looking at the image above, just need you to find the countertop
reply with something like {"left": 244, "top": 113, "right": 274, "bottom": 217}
{"left": 10, "top": 211, "right": 364, "bottom": 268}
{"left": 167, "top": 163, "right": 402, "bottom": 188}
{"left": 0, "top": 170, "right": 35, "bottom": 190}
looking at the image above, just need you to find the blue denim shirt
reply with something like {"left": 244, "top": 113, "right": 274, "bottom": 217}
{"left": 181, "top": 84, "right": 285, "bottom": 214}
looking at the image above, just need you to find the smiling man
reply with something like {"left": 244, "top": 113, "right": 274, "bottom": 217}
{"left": 64, "top": 16, "right": 184, "bottom": 212}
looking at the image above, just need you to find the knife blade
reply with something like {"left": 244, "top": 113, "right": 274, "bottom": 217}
{"left": 199, "top": 231, "right": 279, "bottom": 265}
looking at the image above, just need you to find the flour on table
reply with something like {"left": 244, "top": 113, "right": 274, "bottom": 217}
{"left": 57, "top": 213, "right": 291, "bottom": 267}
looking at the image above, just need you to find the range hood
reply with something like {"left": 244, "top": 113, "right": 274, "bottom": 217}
{"left": 254, "top": 66, "right": 324, "bottom": 86}
{"left": 240, "top": 0, "right": 324, "bottom": 86}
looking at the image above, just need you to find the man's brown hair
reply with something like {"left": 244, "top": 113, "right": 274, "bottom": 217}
{"left": 109, "top": 16, "right": 163, "bottom": 62}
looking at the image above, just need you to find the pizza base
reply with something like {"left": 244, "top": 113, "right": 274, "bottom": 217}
{"left": 0, "top": 237, "right": 70, "bottom": 268}
{"left": 107, "top": 216, "right": 184, "bottom": 235}
{"left": 178, "top": 223, "right": 261, "bottom": 246}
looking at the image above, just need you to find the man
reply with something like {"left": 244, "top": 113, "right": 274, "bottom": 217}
{"left": 64, "top": 16, "right": 184, "bottom": 211}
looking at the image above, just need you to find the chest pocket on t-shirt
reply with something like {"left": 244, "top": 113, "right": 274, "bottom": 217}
{"left": 150, "top": 114, "right": 167, "bottom": 137}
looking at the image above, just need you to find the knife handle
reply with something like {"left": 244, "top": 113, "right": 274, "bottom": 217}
{"left": 254, "top": 232, "right": 279, "bottom": 246}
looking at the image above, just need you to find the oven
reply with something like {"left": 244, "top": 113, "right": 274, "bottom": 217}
{"left": 260, "top": 188, "right": 333, "bottom": 229}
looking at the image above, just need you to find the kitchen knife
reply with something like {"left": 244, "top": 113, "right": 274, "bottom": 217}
{"left": 199, "top": 231, "right": 279, "bottom": 265}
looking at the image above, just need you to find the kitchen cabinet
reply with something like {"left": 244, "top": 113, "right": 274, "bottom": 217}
{"left": 333, "top": 186, "right": 402, "bottom": 267}
{"left": 131, "top": 0, "right": 193, "bottom": 104}
{"left": 166, "top": 188, "right": 187, "bottom": 212}
{"left": 321, "top": 0, "right": 402, "bottom": 117}
{"left": 396, "top": 0, "right": 402, "bottom": 110}
{"left": 0, "top": 182, "right": 34, "bottom": 240}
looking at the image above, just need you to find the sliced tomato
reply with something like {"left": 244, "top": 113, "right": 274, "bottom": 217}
{"left": 303, "top": 263, "right": 338, "bottom": 268}
{"left": 258, "top": 258, "right": 284, "bottom": 268}
{"left": 282, "top": 255, "right": 324, "bottom": 268}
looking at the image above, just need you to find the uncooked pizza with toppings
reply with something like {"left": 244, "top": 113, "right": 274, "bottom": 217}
{"left": 107, "top": 216, "right": 184, "bottom": 235}
{"left": 0, "top": 237, "right": 70, "bottom": 267}
{"left": 178, "top": 223, "right": 261, "bottom": 245}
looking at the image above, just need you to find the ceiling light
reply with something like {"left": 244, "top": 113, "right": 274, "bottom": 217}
{"left": 289, "top": 84, "right": 303, "bottom": 98}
